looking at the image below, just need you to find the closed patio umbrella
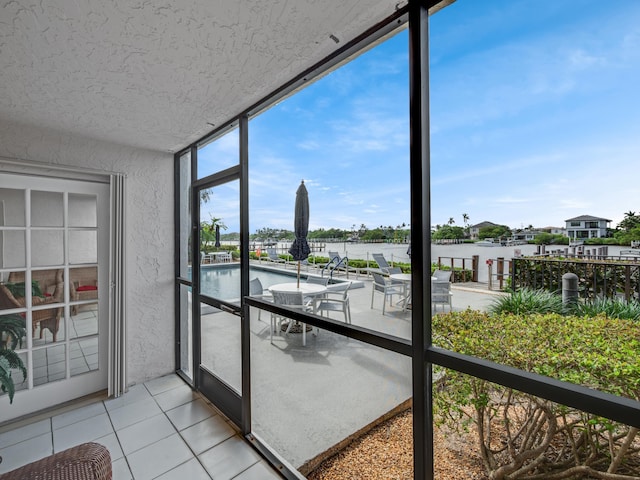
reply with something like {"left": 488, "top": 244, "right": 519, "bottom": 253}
{"left": 288, "top": 180, "right": 311, "bottom": 287}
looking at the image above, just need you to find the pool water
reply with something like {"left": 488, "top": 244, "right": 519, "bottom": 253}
{"left": 199, "top": 265, "right": 299, "bottom": 300}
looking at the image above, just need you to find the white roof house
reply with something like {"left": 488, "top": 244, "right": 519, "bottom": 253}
{"left": 565, "top": 215, "right": 612, "bottom": 240}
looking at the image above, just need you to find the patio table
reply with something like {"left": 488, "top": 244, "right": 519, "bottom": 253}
{"left": 268, "top": 282, "right": 327, "bottom": 345}
{"left": 389, "top": 273, "right": 412, "bottom": 311}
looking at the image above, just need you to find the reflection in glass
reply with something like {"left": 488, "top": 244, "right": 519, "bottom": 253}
{"left": 251, "top": 317, "right": 411, "bottom": 474}
{"left": 179, "top": 284, "right": 192, "bottom": 380}
{"left": 1, "top": 268, "right": 64, "bottom": 342}
{"left": 31, "top": 191, "right": 63, "bottom": 227}
{"left": 197, "top": 129, "right": 239, "bottom": 178}
{"left": 33, "top": 344, "right": 66, "bottom": 386}
{"left": 199, "top": 180, "right": 240, "bottom": 302}
{"left": 69, "top": 266, "right": 98, "bottom": 312}
{"left": 6, "top": 268, "right": 64, "bottom": 298}
{"left": 0, "top": 351, "right": 28, "bottom": 395}
{"left": 434, "top": 368, "right": 640, "bottom": 479}
{"left": 0, "top": 188, "right": 26, "bottom": 227}
{"left": 69, "top": 230, "right": 97, "bottom": 264}
{"left": 178, "top": 151, "right": 192, "bottom": 278}
{"left": 32, "top": 304, "right": 65, "bottom": 343}
{"left": 70, "top": 302, "right": 98, "bottom": 339}
{"left": 0, "top": 282, "right": 27, "bottom": 312}
{"left": 1, "top": 231, "right": 26, "bottom": 268}
{"left": 71, "top": 338, "right": 98, "bottom": 376}
{"left": 200, "top": 303, "right": 240, "bottom": 393}
{"left": 69, "top": 194, "right": 97, "bottom": 228}
{"left": 31, "top": 230, "right": 64, "bottom": 266}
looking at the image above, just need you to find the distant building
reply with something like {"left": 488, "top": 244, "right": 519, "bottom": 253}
{"left": 540, "top": 226, "right": 567, "bottom": 236}
{"left": 468, "top": 221, "right": 499, "bottom": 240}
{"left": 565, "top": 215, "right": 611, "bottom": 240}
{"left": 512, "top": 230, "right": 541, "bottom": 242}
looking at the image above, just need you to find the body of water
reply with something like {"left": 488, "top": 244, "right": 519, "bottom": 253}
{"left": 200, "top": 264, "right": 299, "bottom": 300}
{"left": 222, "top": 241, "right": 630, "bottom": 284}
{"left": 264, "top": 242, "right": 629, "bottom": 282}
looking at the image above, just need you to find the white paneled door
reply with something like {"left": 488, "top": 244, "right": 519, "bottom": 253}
{"left": 0, "top": 174, "right": 110, "bottom": 422}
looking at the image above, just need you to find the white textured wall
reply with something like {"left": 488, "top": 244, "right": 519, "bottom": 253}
{"left": 0, "top": 119, "right": 175, "bottom": 384}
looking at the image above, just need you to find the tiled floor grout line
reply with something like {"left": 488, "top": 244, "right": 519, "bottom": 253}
{"left": 2, "top": 376, "right": 279, "bottom": 479}
{"left": 48, "top": 416, "right": 54, "bottom": 457}
{"left": 147, "top": 385, "right": 211, "bottom": 480}
{"left": 102, "top": 396, "right": 133, "bottom": 477}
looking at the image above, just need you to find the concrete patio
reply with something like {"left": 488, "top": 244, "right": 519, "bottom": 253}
{"left": 203, "top": 267, "right": 504, "bottom": 470}
{"left": 0, "top": 268, "right": 502, "bottom": 479}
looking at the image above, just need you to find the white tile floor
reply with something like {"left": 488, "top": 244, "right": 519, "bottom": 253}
{"left": 0, "top": 374, "right": 282, "bottom": 479}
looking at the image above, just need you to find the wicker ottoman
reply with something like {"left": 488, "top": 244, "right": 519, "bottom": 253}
{"left": 0, "top": 442, "right": 111, "bottom": 480}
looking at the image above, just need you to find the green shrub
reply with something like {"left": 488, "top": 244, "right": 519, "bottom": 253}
{"left": 488, "top": 288, "right": 563, "bottom": 315}
{"left": 570, "top": 296, "right": 640, "bottom": 320}
{"left": 433, "top": 310, "right": 640, "bottom": 479}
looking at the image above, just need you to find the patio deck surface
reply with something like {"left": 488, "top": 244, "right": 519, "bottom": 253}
{"left": 0, "top": 266, "right": 502, "bottom": 478}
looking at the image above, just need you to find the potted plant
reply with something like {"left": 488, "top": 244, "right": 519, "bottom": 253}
{"left": 0, "top": 313, "right": 27, "bottom": 403}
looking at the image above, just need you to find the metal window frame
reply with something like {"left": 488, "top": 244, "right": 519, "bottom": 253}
{"left": 173, "top": 1, "right": 640, "bottom": 478}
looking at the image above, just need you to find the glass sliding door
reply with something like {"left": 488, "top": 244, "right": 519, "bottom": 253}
{"left": 176, "top": 150, "right": 193, "bottom": 382}
{"left": 194, "top": 164, "right": 245, "bottom": 425}
{"left": 0, "top": 174, "right": 109, "bottom": 422}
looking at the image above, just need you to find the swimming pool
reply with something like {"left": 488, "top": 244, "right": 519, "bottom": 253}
{"left": 199, "top": 264, "right": 300, "bottom": 300}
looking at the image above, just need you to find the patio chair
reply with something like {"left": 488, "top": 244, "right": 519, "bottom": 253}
{"left": 0, "top": 283, "right": 63, "bottom": 342}
{"left": 432, "top": 269, "right": 452, "bottom": 282}
{"left": 304, "top": 275, "right": 329, "bottom": 303}
{"left": 326, "top": 251, "right": 357, "bottom": 277}
{"left": 431, "top": 279, "right": 453, "bottom": 313}
{"left": 314, "top": 282, "right": 351, "bottom": 323}
{"left": 249, "top": 277, "right": 272, "bottom": 321}
{"left": 265, "top": 248, "right": 286, "bottom": 264}
{"left": 306, "top": 275, "right": 329, "bottom": 286}
{"left": 372, "top": 253, "right": 391, "bottom": 271}
{"left": 370, "top": 271, "right": 406, "bottom": 315}
{"left": 270, "top": 290, "right": 314, "bottom": 346}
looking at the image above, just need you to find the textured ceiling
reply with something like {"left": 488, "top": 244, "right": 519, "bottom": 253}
{"left": 0, "top": 1, "right": 405, "bottom": 153}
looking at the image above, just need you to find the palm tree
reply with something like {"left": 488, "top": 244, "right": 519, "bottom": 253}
{"left": 462, "top": 213, "right": 470, "bottom": 238}
{"left": 448, "top": 217, "right": 455, "bottom": 225}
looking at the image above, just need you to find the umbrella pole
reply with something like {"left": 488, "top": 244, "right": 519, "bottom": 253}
{"left": 297, "top": 261, "right": 301, "bottom": 288}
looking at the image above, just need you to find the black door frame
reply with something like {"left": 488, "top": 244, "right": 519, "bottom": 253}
{"left": 191, "top": 150, "right": 248, "bottom": 427}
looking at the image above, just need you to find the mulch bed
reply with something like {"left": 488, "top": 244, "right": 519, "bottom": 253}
{"left": 306, "top": 409, "right": 487, "bottom": 480}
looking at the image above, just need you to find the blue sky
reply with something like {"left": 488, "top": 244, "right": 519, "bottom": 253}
{"left": 200, "top": 0, "right": 640, "bottom": 234}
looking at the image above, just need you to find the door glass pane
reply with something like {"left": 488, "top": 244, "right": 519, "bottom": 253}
{"left": 71, "top": 338, "right": 99, "bottom": 376}
{"left": 1, "top": 231, "right": 26, "bottom": 268}
{"left": 199, "top": 181, "right": 240, "bottom": 303}
{"left": 31, "top": 191, "right": 63, "bottom": 227}
{"left": 200, "top": 303, "right": 241, "bottom": 393}
{"left": 1, "top": 267, "right": 63, "bottom": 345}
{"left": 69, "top": 194, "right": 97, "bottom": 228}
{"left": 197, "top": 129, "right": 239, "bottom": 179}
{"left": 198, "top": 178, "right": 241, "bottom": 394}
{"left": 33, "top": 344, "right": 66, "bottom": 386}
{"left": 179, "top": 284, "right": 192, "bottom": 380}
{"left": 0, "top": 188, "right": 26, "bottom": 226}
{"left": 69, "top": 231, "right": 97, "bottom": 264}
{"left": 32, "top": 230, "right": 64, "bottom": 266}
{"left": 178, "top": 151, "right": 192, "bottom": 278}
{"left": 6, "top": 351, "right": 28, "bottom": 394}
{"left": 70, "top": 301, "right": 98, "bottom": 339}
{"left": 32, "top": 302, "right": 65, "bottom": 344}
